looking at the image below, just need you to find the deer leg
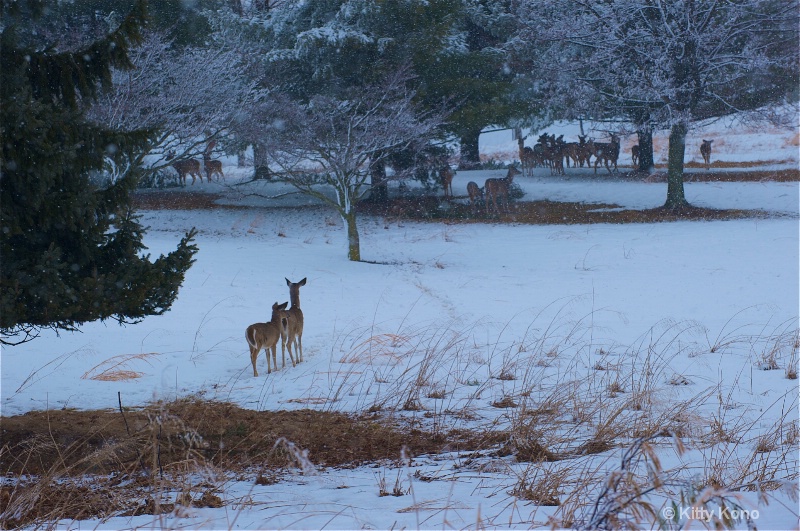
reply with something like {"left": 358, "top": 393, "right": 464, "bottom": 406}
{"left": 250, "top": 346, "right": 259, "bottom": 377}
{"left": 286, "top": 335, "right": 296, "bottom": 367}
{"left": 296, "top": 335, "right": 303, "bottom": 363}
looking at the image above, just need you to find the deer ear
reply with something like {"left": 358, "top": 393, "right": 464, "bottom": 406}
{"left": 300, "top": 278, "right": 307, "bottom": 286}
{"left": 285, "top": 278, "right": 290, "bottom": 286}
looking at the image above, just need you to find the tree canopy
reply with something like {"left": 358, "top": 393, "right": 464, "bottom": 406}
{"left": 1, "top": 0, "right": 198, "bottom": 344}
{"left": 515, "top": 0, "right": 799, "bottom": 207}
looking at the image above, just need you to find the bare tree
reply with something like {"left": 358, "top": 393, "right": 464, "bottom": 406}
{"left": 87, "top": 30, "right": 261, "bottom": 177}
{"left": 267, "top": 73, "right": 448, "bottom": 261}
{"left": 517, "top": 0, "right": 798, "bottom": 209}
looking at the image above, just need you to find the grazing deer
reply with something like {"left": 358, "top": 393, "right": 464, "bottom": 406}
{"left": 203, "top": 140, "right": 225, "bottom": 182}
{"left": 283, "top": 277, "right": 306, "bottom": 365}
{"left": 246, "top": 301, "right": 289, "bottom": 377}
{"left": 439, "top": 166, "right": 455, "bottom": 199}
{"left": 631, "top": 144, "right": 640, "bottom": 167}
{"left": 517, "top": 136, "right": 536, "bottom": 177}
{"left": 485, "top": 166, "right": 521, "bottom": 215}
{"left": 700, "top": 139, "right": 713, "bottom": 170}
{"left": 166, "top": 150, "right": 202, "bottom": 186}
{"left": 466, "top": 181, "right": 483, "bottom": 214}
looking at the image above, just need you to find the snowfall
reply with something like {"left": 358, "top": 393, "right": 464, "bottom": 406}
{"left": 2, "top": 116, "right": 799, "bottom": 530}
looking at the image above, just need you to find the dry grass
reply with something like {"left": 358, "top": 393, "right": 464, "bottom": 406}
{"left": 81, "top": 352, "right": 160, "bottom": 381}
{"left": 0, "top": 400, "right": 498, "bottom": 528}
{"left": 4, "top": 306, "right": 798, "bottom": 528}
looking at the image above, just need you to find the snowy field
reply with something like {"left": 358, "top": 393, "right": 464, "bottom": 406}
{"left": 2, "top": 120, "right": 799, "bottom": 529}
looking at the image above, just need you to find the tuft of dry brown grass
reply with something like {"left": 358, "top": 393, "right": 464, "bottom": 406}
{"left": 0, "top": 397, "right": 505, "bottom": 527}
{"left": 81, "top": 352, "right": 160, "bottom": 381}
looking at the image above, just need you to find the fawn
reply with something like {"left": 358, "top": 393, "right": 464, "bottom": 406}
{"left": 245, "top": 302, "right": 289, "bottom": 377}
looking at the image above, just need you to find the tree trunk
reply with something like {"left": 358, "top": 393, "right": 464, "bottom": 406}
{"left": 664, "top": 123, "right": 690, "bottom": 209}
{"left": 637, "top": 129, "right": 654, "bottom": 172}
{"left": 368, "top": 155, "right": 389, "bottom": 205}
{"left": 252, "top": 143, "right": 271, "bottom": 180}
{"left": 237, "top": 149, "right": 247, "bottom": 168}
{"left": 458, "top": 129, "right": 481, "bottom": 170}
{"left": 343, "top": 210, "right": 361, "bottom": 261}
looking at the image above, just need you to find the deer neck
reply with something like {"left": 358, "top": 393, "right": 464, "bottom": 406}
{"left": 289, "top": 291, "right": 301, "bottom": 309}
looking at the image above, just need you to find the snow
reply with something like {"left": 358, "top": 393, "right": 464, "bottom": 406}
{"left": 2, "top": 121, "right": 799, "bottom": 529}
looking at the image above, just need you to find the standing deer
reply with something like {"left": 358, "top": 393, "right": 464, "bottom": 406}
{"left": 561, "top": 140, "right": 582, "bottom": 169}
{"left": 485, "top": 166, "right": 521, "bottom": 215}
{"left": 517, "top": 136, "right": 536, "bottom": 177}
{"left": 166, "top": 150, "right": 202, "bottom": 186}
{"left": 283, "top": 277, "right": 306, "bottom": 365}
{"left": 631, "top": 144, "right": 640, "bottom": 167}
{"left": 576, "top": 135, "right": 592, "bottom": 168}
{"left": 439, "top": 166, "right": 455, "bottom": 200}
{"left": 588, "top": 134, "right": 620, "bottom": 174}
{"left": 466, "top": 181, "right": 483, "bottom": 214}
{"left": 203, "top": 140, "right": 225, "bottom": 182}
{"left": 700, "top": 139, "right": 713, "bottom": 170}
{"left": 246, "top": 301, "right": 289, "bottom": 377}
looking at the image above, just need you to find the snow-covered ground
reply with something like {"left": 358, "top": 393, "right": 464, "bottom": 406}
{"left": 2, "top": 120, "right": 798, "bottom": 529}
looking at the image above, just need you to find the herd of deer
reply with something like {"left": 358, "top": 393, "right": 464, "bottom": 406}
{"left": 518, "top": 133, "right": 622, "bottom": 177}
{"left": 245, "top": 277, "right": 306, "bottom": 377}
{"left": 516, "top": 134, "right": 715, "bottom": 176}
{"left": 166, "top": 140, "right": 225, "bottom": 186}
{"left": 440, "top": 165, "right": 521, "bottom": 215}
{"left": 438, "top": 135, "right": 714, "bottom": 214}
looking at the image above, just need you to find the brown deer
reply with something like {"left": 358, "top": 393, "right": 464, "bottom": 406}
{"left": 561, "top": 141, "right": 582, "bottom": 169}
{"left": 517, "top": 136, "right": 536, "bottom": 177}
{"left": 551, "top": 135, "right": 566, "bottom": 175}
{"left": 246, "top": 301, "right": 289, "bottom": 377}
{"left": 466, "top": 181, "right": 483, "bottom": 214}
{"left": 203, "top": 140, "right": 225, "bottom": 182}
{"left": 576, "top": 135, "right": 592, "bottom": 168}
{"left": 485, "top": 166, "right": 521, "bottom": 215}
{"left": 588, "top": 134, "right": 620, "bottom": 174}
{"left": 283, "top": 277, "right": 306, "bottom": 365}
{"left": 700, "top": 139, "right": 713, "bottom": 170}
{"left": 631, "top": 144, "right": 640, "bottom": 167}
{"left": 439, "top": 166, "right": 455, "bottom": 199}
{"left": 166, "top": 150, "right": 202, "bottom": 186}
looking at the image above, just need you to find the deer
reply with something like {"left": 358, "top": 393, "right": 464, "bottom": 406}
{"left": 466, "top": 181, "right": 483, "bottom": 214}
{"left": 203, "top": 140, "right": 225, "bottom": 182}
{"left": 588, "top": 134, "right": 620, "bottom": 174}
{"left": 439, "top": 165, "right": 455, "bottom": 200}
{"left": 561, "top": 140, "right": 582, "bottom": 169}
{"left": 551, "top": 135, "right": 567, "bottom": 175}
{"left": 631, "top": 144, "right": 640, "bottom": 167}
{"left": 283, "top": 277, "right": 306, "bottom": 365}
{"left": 700, "top": 139, "right": 713, "bottom": 170}
{"left": 485, "top": 166, "right": 521, "bottom": 215}
{"left": 576, "top": 135, "right": 592, "bottom": 168}
{"left": 246, "top": 301, "right": 289, "bottom": 377}
{"left": 166, "top": 150, "right": 202, "bottom": 186}
{"left": 517, "top": 136, "right": 536, "bottom": 177}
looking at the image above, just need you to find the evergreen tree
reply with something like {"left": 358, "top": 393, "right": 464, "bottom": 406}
{"left": 1, "top": 0, "right": 198, "bottom": 345}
